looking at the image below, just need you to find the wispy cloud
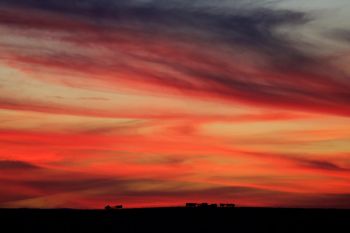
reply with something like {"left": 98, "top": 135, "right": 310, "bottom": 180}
{"left": 0, "top": 160, "right": 40, "bottom": 170}
{"left": 297, "top": 159, "right": 350, "bottom": 172}
{"left": 1, "top": 1, "right": 349, "bottom": 115}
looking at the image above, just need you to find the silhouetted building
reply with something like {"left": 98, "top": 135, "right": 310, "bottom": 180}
{"left": 185, "top": 202, "right": 233, "bottom": 208}
{"left": 186, "top": 203, "right": 198, "bottom": 208}
{"left": 105, "top": 205, "right": 123, "bottom": 210}
{"left": 219, "top": 203, "right": 236, "bottom": 208}
{"left": 199, "top": 203, "right": 209, "bottom": 208}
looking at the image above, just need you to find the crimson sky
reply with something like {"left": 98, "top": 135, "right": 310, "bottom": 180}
{"left": 1, "top": 0, "right": 350, "bottom": 209}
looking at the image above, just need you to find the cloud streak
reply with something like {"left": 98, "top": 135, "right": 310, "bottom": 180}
{"left": 0, "top": 160, "right": 40, "bottom": 170}
{"left": 0, "top": 1, "right": 349, "bottom": 116}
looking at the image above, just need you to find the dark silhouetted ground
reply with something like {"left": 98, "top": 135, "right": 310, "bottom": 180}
{"left": 0, "top": 207, "right": 349, "bottom": 232}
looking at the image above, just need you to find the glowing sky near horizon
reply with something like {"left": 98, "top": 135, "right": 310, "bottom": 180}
{"left": 1, "top": 0, "right": 350, "bottom": 209}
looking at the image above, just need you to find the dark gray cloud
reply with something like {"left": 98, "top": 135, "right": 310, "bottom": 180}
{"left": 298, "top": 159, "right": 350, "bottom": 172}
{"left": 21, "top": 178, "right": 123, "bottom": 193}
{"left": 1, "top": 0, "right": 350, "bottom": 117}
{"left": 0, "top": 160, "right": 40, "bottom": 170}
{"left": 331, "top": 29, "right": 350, "bottom": 43}
{"left": 0, "top": 190, "right": 34, "bottom": 203}
{"left": 0, "top": 0, "right": 308, "bottom": 51}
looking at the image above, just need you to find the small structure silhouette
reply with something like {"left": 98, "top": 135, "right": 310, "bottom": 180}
{"left": 186, "top": 202, "right": 235, "bottom": 208}
{"left": 199, "top": 203, "right": 209, "bottom": 208}
{"left": 186, "top": 203, "right": 198, "bottom": 208}
{"left": 219, "top": 203, "right": 236, "bottom": 208}
{"left": 105, "top": 205, "right": 123, "bottom": 210}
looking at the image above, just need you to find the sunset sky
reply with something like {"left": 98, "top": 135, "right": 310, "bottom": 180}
{"left": 1, "top": 0, "right": 350, "bottom": 209}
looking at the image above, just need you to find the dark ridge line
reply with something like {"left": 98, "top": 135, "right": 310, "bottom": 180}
{"left": 1, "top": 207, "right": 350, "bottom": 211}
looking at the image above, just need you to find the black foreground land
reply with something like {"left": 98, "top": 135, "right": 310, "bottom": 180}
{"left": 0, "top": 207, "right": 349, "bottom": 233}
